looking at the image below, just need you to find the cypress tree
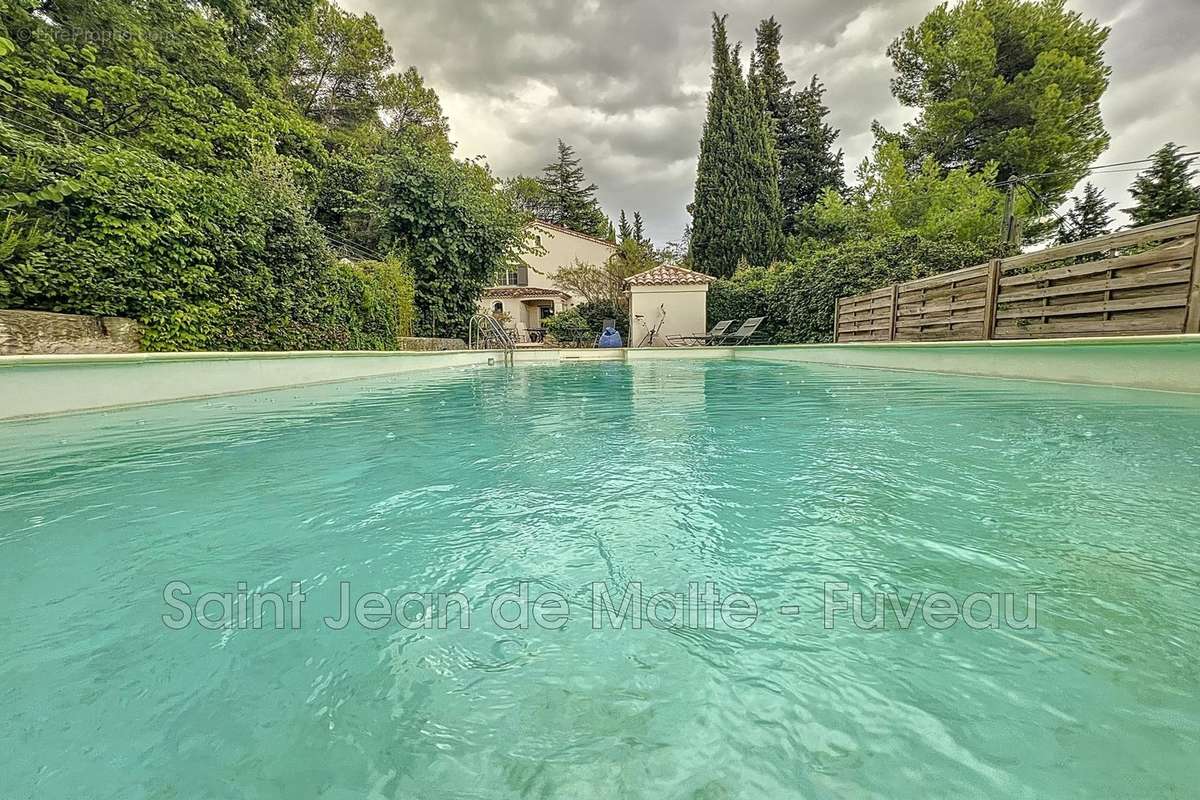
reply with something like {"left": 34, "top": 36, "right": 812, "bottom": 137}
{"left": 691, "top": 14, "right": 783, "bottom": 277}
{"left": 749, "top": 17, "right": 789, "bottom": 119}
{"left": 1057, "top": 182, "right": 1115, "bottom": 244}
{"left": 1125, "top": 143, "right": 1200, "bottom": 226}
{"left": 618, "top": 210, "right": 632, "bottom": 244}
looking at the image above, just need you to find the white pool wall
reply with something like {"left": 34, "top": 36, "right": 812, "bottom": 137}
{"left": 1, "top": 336, "right": 1198, "bottom": 420}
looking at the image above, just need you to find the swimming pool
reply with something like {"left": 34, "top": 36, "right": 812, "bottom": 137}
{"left": 2, "top": 358, "right": 1199, "bottom": 797}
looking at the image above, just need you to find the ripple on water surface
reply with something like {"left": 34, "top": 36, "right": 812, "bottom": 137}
{"left": 2, "top": 359, "right": 1200, "bottom": 798}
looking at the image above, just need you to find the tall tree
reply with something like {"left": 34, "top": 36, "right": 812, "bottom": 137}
{"left": 618, "top": 210, "right": 632, "bottom": 244}
{"left": 503, "top": 175, "right": 553, "bottom": 221}
{"left": 748, "top": 17, "right": 789, "bottom": 117}
{"left": 691, "top": 14, "right": 783, "bottom": 277}
{"left": 887, "top": 0, "right": 1110, "bottom": 204}
{"left": 632, "top": 212, "right": 649, "bottom": 248}
{"left": 288, "top": 0, "right": 393, "bottom": 128}
{"left": 1125, "top": 143, "right": 1200, "bottom": 226}
{"left": 749, "top": 19, "right": 844, "bottom": 235}
{"left": 782, "top": 77, "right": 845, "bottom": 226}
{"left": 1057, "top": 182, "right": 1115, "bottom": 243}
{"left": 378, "top": 66, "right": 449, "bottom": 141}
{"left": 537, "top": 139, "right": 608, "bottom": 237}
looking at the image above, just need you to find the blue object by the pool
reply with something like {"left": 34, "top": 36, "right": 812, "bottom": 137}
{"left": 597, "top": 326, "right": 622, "bottom": 347}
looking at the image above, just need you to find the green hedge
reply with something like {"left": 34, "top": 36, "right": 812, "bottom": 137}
{"left": 708, "top": 233, "right": 1005, "bottom": 343}
{"left": 0, "top": 127, "right": 415, "bottom": 351}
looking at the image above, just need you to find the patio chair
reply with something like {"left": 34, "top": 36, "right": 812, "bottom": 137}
{"left": 720, "top": 316, "right": 765, "bottom": 346}
{"left": 514, "top": 321, "right": 531, "bottom": 343}
{"left": 668, "top": 320, "right": 733, "bottom": 346}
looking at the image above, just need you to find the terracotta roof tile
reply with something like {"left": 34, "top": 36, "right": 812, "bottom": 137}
{"left": 483, "top": 286, "right": 571, "bottom": 299}
{"left": 624, "top": 265, "right": 715, "bottom": 286}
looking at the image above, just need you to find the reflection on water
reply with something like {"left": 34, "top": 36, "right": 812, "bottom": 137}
{"left": 2, "top": 360, "right": 1200, "bottom": 798}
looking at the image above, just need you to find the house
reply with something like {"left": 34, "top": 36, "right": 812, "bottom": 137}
{"left": 480, "top": 221, "right": 617, "bottom": 334}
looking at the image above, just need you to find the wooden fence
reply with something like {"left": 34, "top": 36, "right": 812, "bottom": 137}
{"left": 834, "top": 215, "right": 1200, "bottom": 342}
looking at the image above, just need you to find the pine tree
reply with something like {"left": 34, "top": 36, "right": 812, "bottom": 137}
{"left": 1057, "top": 182, "right": 1115, "bottom": 244}
{"left": 1125, "top": 143, "right": 1200, "bottom": 226}
{"left": 749, "top": 19, "right": 843, "bottom": 236}
{"left": 618, "top": 210, "right": 632, "bottom": 244}
{"left": 538, "top": 139, "right": 609, "bottom": 236}
{"left": 782, "top": 77, "right": 844, "bottom": 224}
{"left": 632, "top": 211, "right": 649, "bottom": 248}
{"left": 691, "top": 14, "right": 783, "bottom": 277}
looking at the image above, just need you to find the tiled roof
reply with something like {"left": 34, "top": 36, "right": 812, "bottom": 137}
{"left": 624, "top": 265, "right": 715, "bottom": 286}
{"left": 532, "top": 220, "right": 619, "bottom": 250}
{"left": 483, "top": 286, "right": 571, "bottom": 299}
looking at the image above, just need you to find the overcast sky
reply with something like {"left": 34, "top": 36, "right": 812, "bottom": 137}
{"left": 344, "top": 0, "right": 1200, "bottom": 245}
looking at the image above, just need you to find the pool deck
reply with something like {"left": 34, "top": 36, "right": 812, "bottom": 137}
{"left": 2, "top": 335, "right": 1199, "bottom": 420}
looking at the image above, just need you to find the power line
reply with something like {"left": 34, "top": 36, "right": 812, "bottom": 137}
{"left": 321, "top": 228, "right": 385, "bottom": 261}
{"left": 0, "top": 109, "right": 65, "bottom": 142}
{"left": 1017, "top": 179, "right": 1069, "bottom": 227}
{"left": 1023, "top": 152, "right": 1200, "bottom": 181}
{"left": 0, "top": 85, "right": 129, "bottom": 148}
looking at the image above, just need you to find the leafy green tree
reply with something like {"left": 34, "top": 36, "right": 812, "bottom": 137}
{"left": 804, "top": 141, "right": 1009, "bottom": 246}
{"left": 537, "top": 139, "right": 608, "bottom": 237}
{"left": 618, "top": 210, "right": 632, "bottom": 244}
{"left": 602, "top": 217, "right": 617, "bottom": 242}
{"left": 376, "top": 134, "right": 527, "bottom": 338}
{"left": 748, "top": 17, "right": 789, "bottom": 115}
{"left": 691, "top": 14, "right": 783, "bottom": 277}
{"left": 887, "top": 0, "right": 1110, "bottom": 205}
{"left": 1057, "top": 182, "right": 1114, "bottom": 243}
{"left": 503, "top": 174, "right": 553, "bottom": 222}
{"left": 1125, "top": 143, "right": 1200, "bottom": 226}
{"left": 0, "top": 0, "right": 522, "bottom": 349}
{"left": 288, "top": 0, "right": 393, "bottom": 128}
{"left": 379, "top": 67, "right": 449, "bottom": 141}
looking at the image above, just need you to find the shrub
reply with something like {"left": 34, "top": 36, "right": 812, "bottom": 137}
{"left": 708, "top": 233, "right": 1005, "bottom": 343}
{"left": 0, "top": 127, "right": 416, "bottom": 351}
{"left": 574, "top": 300, "right": 628, "bottom": 341}
{"left": 542, "top": 307, "right": 591, "bottom": 346}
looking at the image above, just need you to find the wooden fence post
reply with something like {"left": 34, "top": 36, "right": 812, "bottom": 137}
{"left": 888, "top": 284, "right": 899, "bottom": 341}
{"left": 833, "top": 297, "right": 841, "bottom": 343}
{"left": 981, "top": 259, "right": 1002, "bottom": 340}
{"left": 1185, "top": 218, "right": 1200, "bottom": 333}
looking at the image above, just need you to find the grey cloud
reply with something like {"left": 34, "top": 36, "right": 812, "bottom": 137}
{"left": 346, "top": 0, "right": 1200, "bottom": 242}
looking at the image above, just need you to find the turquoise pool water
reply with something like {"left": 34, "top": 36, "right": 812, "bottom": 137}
{"left": 2, "top": 359, "right": 1199, "bottom": 798}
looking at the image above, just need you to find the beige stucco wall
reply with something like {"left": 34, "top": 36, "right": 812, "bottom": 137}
{"left": 628, "top": 284, "right": 708, "bottom": 347}
{"left": 525, "top": 223, "right": 617, "bottom": 302}
{"left": 483, "top": 295, "right": 562, "bottom": 332}
{"left": 478, "top": 222, "right": 616, "bottom": 324}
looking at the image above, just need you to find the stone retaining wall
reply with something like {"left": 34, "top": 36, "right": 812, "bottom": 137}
{"left": 396, "top": 336, "right": 467, "bottom": 351}
{"left": 0, "top": 309, "right": 143, "bottom": 355}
